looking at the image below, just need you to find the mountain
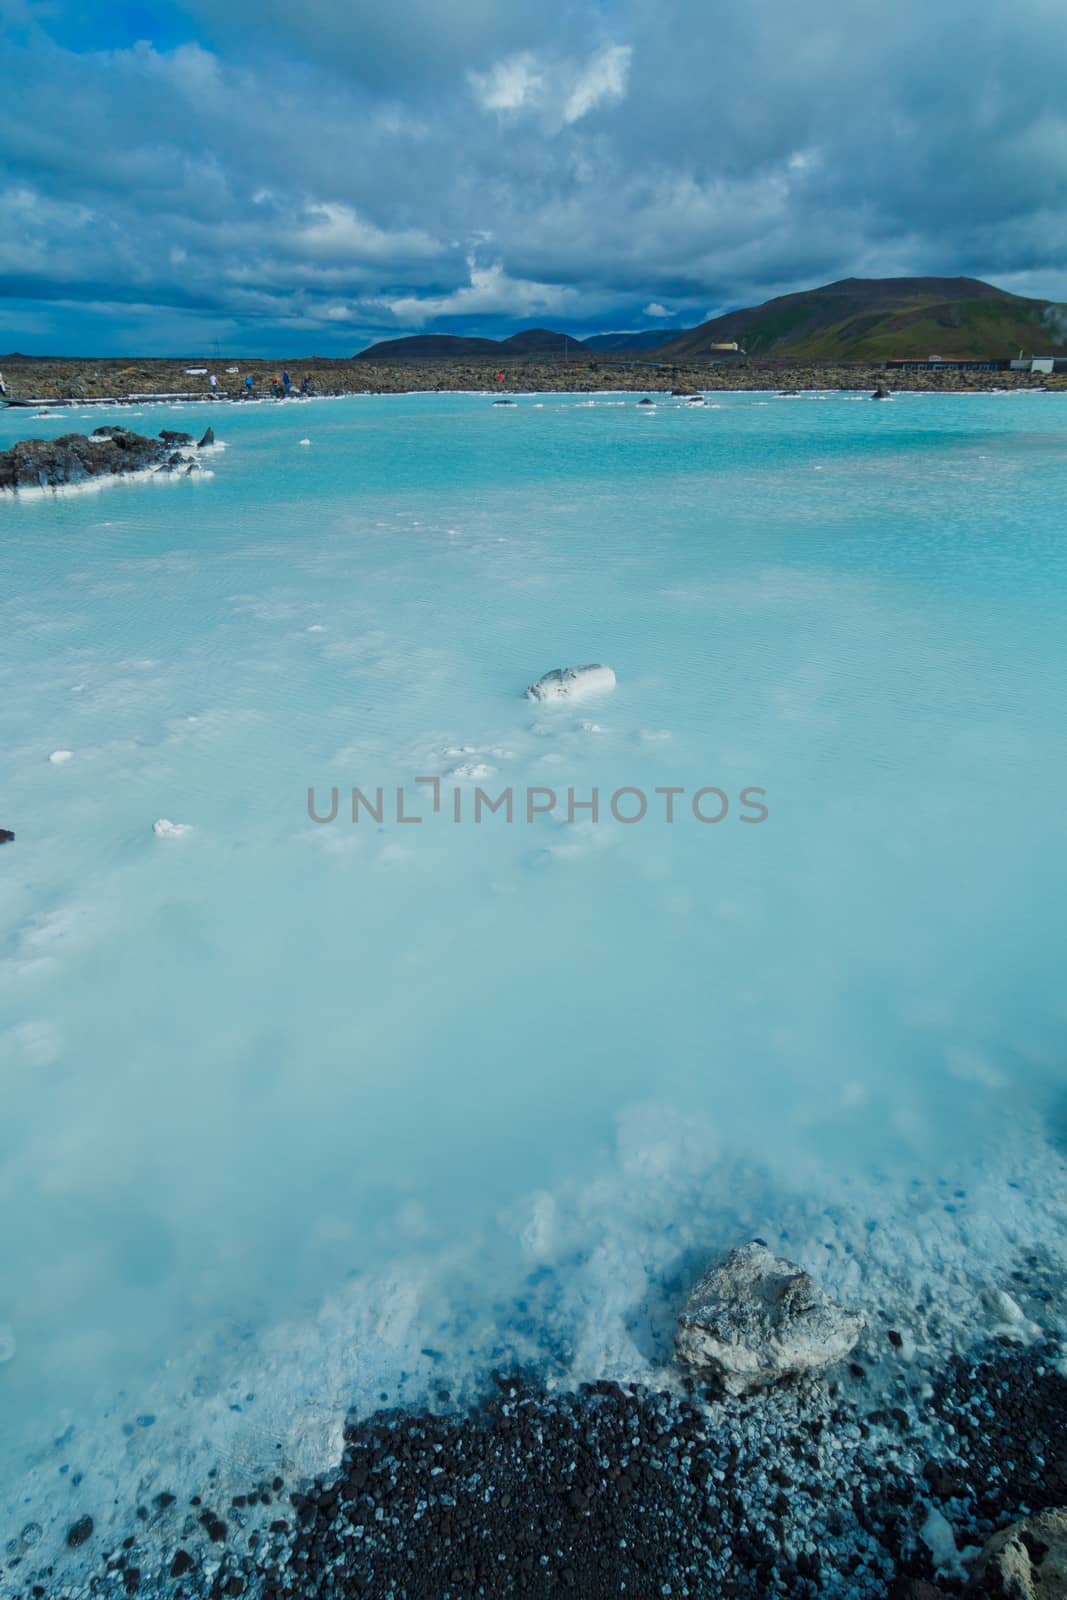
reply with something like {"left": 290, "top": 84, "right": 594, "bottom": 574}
{"left": 353, "top": 278, "right": 1067, "bottom": 364}
{"left": 355, "top": 333, "right": 509, "bottom": 360}
{"left": 356, "top": 328, "right": 585, "bottom": 360}
{"left": 651, "top": 277, "right": 1067, "bottom": 362}
{"left": 503, "top": 328, "right": 586, "bottom": 355}
{"left": 583, "top": 329, "right": 688, "bottom": 351}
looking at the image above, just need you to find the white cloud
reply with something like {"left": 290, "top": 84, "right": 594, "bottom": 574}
{"left": 563, "top": 43, "right": 631, "bottom": 123}
{"left": 469, "top": 52, "right": 545, "bottom": 113}
{"left": 384, "top": 257, "right": 581, "bottom": 326}
{"left": 643, "top": 302, "right": 670, "bottom": 317}
{"left": 298, "top": 202, "right": 440, "bottom": 262}
{"left": 471, "top": 42, "right": 631, "bottom": 128}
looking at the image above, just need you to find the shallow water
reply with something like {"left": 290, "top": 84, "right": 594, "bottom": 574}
{"left": 2, "top": 391, "right": 1066, "bottom": 1547}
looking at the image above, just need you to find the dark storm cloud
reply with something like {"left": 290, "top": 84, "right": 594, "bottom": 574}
{"left": 2, "top": 0, "right": 1066, "bottom": 352}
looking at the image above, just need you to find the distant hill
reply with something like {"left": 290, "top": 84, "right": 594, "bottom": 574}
{"left": 356, "top": 327, "right": 585, "bottom": 360}
{"left": 354, "top": 278, "right": 1067, "bottom": 364}
{"left": 652, "top": 277, "right": 1067, "bottom": 362}
{"left": 583, "top": 329, "right": 688, "bottom": 351}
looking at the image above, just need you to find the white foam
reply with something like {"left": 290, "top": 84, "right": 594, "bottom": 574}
{"left": 48, "top": 749, "right": 73, "bottom": 764}
{"left": 4, "top": 464, "right": 212, "bottom": 499}
{"left": 448, "top": 762, "right": 495, "bottom": 780}
{"left": 299, "top": 438, "right": 312, "bottom": 446}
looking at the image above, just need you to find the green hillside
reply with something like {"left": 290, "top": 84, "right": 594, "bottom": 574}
{"left": 652, "top": 277, "right": 1067, "bottom": 362}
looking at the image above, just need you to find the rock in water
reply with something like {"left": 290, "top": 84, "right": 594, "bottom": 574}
{"left": 0, "top": 828, "right": 13, "bottom": 845}
{"left": 197, "top": 426, "right": 215, "bottom": 447}
{"left": 66, "top": 1515, "right": 94, "bottom": 1548}
{"left": 0, "top": 427, "right": 203, "bottom": 492}
{"left": 965, "top": 1508, "right": 1067, "bottom": 1599}
{"left": 872, "top": 385, "right": 890, "bottom": 399}
{"left": 675, "top": 1240, "right": 865, "bottom": 1395}
{"left": 525, "top": 664, "right": 616, "bottom": 703}
{"left": 153, "top": 818, "right": 191, "bottom": 838}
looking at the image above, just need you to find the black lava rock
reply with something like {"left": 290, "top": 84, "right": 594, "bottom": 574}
{"left": 0, "top": 428, "right": 203, "bottom": 492}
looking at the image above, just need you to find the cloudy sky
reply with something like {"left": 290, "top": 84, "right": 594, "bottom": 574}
{"left": 2, "top": 0, "right": 1067, "bottom": 354}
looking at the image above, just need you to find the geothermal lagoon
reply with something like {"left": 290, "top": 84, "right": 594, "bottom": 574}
{"left": 1, "top": 390, "right": 1066, "bottom": 1595}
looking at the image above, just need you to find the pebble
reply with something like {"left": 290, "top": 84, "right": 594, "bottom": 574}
{"left": 8, "top": 1342, "right": 1066, "bottom": 1599}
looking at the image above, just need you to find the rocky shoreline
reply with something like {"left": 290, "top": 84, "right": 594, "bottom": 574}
{"left": 4, "top": 1241, "right": 1064, "bottom": 1600}
{"left": 4, "top": 1342, "right": 1065, "bottom": 1600}
{"left": 0, "top": 355, "right": 1061, "bottom": 403}
{"left": 0, "top": 425, "right": 214, "bottom": 493}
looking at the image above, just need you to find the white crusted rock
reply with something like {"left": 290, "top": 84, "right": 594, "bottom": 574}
{"left": 153, "top": 818, "right": 192, "bottom": 838}
{"left": 675, "top": 1240, "right": 865, "bottom": 1395}
{"left": 965, "top": 1508, "right": 1067, "bottom": 1599}
{"left": 525, "top": 664, "right": 616, "bottom": 703}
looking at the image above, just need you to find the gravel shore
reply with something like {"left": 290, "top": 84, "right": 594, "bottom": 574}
{"left": 5, "top": 1335, "right": 1065, "bottom": 1600}
{"left": 0, "top": 355, "right": 1061, "bottom": 404}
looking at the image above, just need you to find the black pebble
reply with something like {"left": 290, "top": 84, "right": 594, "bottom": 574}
{"left": 66, "top": 1516, "right": 93, "bottom": 1548}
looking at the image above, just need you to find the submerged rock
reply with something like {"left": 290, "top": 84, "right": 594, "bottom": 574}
{"left": 966, "top": 1507, "right": 1067, "bottom": 1598}
{"left": 66, "top": 1514, "right": 94, "bottom": 1548}
{"left": 675, "top": 1240, "right": 865, "bottom": 1395}
{"left": 0, "top": 828, "right": 13, "bottom": 844}
{"left": 525, "top": 663, "right": 617, "bottom": 703}
{"left": 0, "top": 426, "right": 204, "bottom": 492}
{"left": 872, "top": 384, "right": 891, "bottom": 399}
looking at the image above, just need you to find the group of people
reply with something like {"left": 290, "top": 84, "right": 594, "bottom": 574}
{"left": 226, "top": 371, "right": 314, "bottom": 399}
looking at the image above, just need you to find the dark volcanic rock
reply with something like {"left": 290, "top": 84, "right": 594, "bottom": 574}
{"left": 197, "top": 426, "right": 215, "bottom": 447}
{"left": 0, "top": 828, "right": 13, "bottom": 844}
{"left": 66, "top": 1515, "right": 94, "bottom": 1548}
{"left": 0, "top": 427, "right": 202, "bottom": 492}
{"left": 9, "top": 1341, "right": 1067, "bottom": 1600}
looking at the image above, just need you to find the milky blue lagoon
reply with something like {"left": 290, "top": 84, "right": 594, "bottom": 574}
{"left": 2, "top": 391, "right": 1066, "bottom": 1558}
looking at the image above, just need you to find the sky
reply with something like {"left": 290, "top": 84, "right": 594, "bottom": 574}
{"left": 2, "top": 0, "right": 1067, "bottom": 355}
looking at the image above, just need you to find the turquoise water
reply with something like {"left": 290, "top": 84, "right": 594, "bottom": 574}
{"left": 2, "top": 391, "right": 1066, "bottom": 1541}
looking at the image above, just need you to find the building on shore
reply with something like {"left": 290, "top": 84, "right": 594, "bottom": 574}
{"left": 885, "top": 354, "right": 1064, "bottom": 373}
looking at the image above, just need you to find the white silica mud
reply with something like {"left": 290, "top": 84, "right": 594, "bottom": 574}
{"left": 0, "top": 390, "right": 1066, "bottom": 1575}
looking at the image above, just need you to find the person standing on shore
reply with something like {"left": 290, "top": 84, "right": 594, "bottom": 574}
{"left": 209, "top": 372, "right": 218, "bottom": 397}
{"left": 282, "top": 370, "right": 291, "bottom": 396}
{"left": 245, "top": 375, "right": 254, "bottom": 398}
{"left": 0, "top": 372, "right": 6, "bottom": 396}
